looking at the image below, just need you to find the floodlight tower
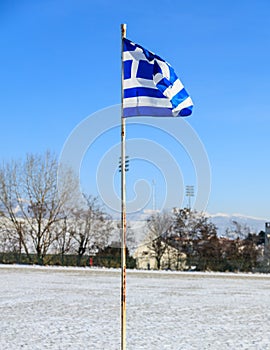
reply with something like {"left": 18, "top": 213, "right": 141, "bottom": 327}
{"left": 185, "top": 185, "right": 194, "bottom": 210}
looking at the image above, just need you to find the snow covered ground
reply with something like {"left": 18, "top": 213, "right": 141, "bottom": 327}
{"left": 0, "top": 265, "right": 270, "bottom": 349}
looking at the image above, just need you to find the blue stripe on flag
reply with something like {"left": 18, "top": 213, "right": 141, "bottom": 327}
{"left": 124, "top": 87, "right": 164, "bottom": 99}
{"left": 123, "top": 106, "right": 193, "bottom": 117}
{"left": 179, "top": 107, "right": 193, "bottom": 116}
{"left": 155, "top": 78, "right": 172, "bottom": 94}
{"left": 170, "top": 88, "right": 189, "bottom": 109}
{"left": 123, "top": 106, "right": 174, "bottom": 117}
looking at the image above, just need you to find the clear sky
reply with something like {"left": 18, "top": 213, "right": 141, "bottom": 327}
{"left": 1, "top": 0, "right": 270, "bottom": 219}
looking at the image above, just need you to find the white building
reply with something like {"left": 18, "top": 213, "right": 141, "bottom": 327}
{"left": 133, "top": 240, "right": 186, "bottom": 270}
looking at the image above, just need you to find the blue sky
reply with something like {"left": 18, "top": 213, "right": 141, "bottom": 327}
{"left": 1, "top": 0, "right": 270, "bottom": 219}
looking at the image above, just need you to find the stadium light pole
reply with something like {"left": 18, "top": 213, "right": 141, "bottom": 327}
{"left": 185, "top": 185, "right": 194, "bottom": 210}
{"left": 119, "top": 156, "right": 130, "bottom": 173}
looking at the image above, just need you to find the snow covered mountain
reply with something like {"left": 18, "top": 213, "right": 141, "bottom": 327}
{"left": 208, "top": 213, "right": 268, "bottom": 237}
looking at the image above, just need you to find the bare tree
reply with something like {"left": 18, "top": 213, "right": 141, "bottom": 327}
{"left": 0, "top": 217, "right": 27, "bottom": 263}
{"left": 172, "top": 208, "right": 218, "bottom": 270}
{"left": 68, "top": 195, "right": 113, "bottom": 266}
{"left": 145, "top": 211, "right": 173, "bottom": 269}
{"left": 225, "top": 220, "right": 251, "bottom": 240}
{"left": 51, "top": 216, "right": 75, "bottom": 265}
{"left": 172, "top": 208, "right": 216, "bottom": 241}
{"left": 0, "top": 151, "right": 78, "bottom": 264}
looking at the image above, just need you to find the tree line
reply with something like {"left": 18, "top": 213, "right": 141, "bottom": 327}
{"left": 0, "top": 151, "right": 268, "bottom": 272}
{"left": 146, "top": 209, "right": 268, "bottom": 272}
{"left": 0, "top": 152, "right": 116, "bottom": 266}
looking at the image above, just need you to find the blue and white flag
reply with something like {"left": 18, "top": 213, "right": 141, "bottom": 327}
{"left": 123, "top": 38, "right": 193, "bottom": 118}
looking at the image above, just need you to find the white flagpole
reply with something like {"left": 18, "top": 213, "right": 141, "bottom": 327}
{"left": 121, "top": 23, "right": 127, "bottom": 350}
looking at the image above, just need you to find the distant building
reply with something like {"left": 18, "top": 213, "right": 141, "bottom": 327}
{"left": 265, "top": 223, "right": 270, "bottom": 243}
{"left": 265, "top": 222, "right": 270, "bottom": 257}
{"left": 133, "top": 240, "right": 186, "bottom": 270}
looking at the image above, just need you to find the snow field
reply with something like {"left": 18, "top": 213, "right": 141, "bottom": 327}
{"left": 0, "top": 265, "right": 270, "bottom": 349}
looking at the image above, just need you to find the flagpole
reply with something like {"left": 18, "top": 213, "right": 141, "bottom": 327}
{"left": 120, "top": 23, "right": 127, "bottom": 350}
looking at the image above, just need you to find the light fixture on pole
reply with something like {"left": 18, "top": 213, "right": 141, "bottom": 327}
{"left": 185, "top": 185, "right": 194, "bottom": 210}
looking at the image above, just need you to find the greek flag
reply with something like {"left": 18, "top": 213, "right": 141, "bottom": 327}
{"left": 123, "top": 38, "right": 193, "bottom": 118}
